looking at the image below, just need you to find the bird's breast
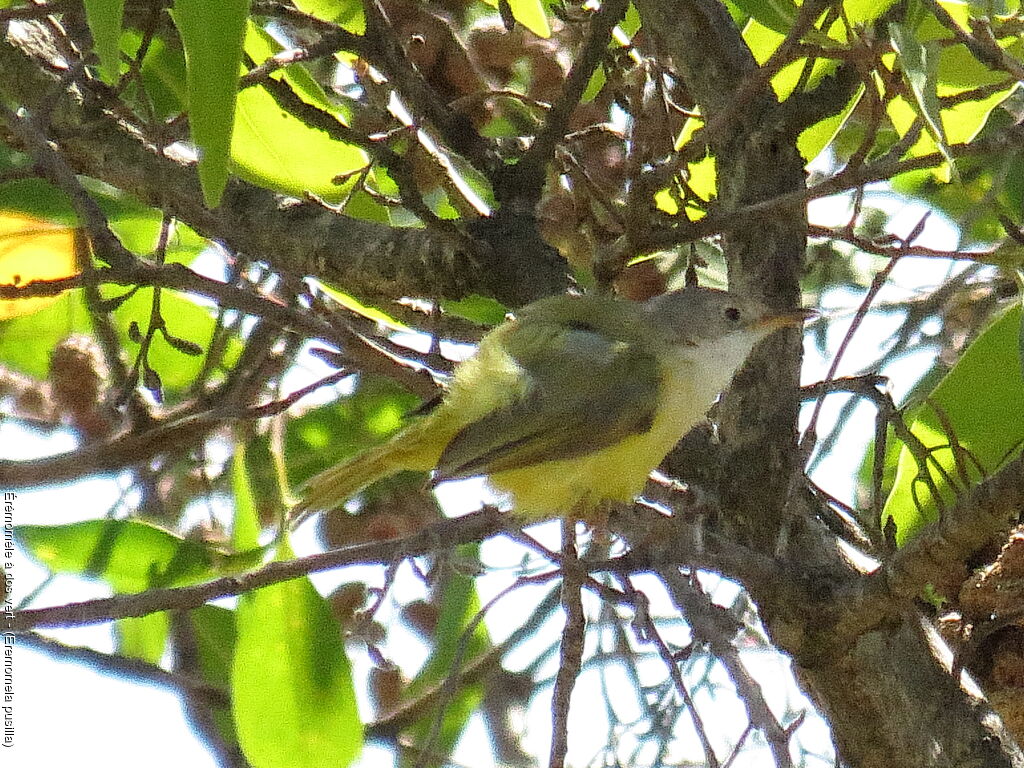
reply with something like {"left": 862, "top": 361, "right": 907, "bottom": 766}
{"left": 488, "top": 355, "right": 710, "bottom": 520}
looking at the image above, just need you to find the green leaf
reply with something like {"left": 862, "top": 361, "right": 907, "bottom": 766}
{"left": 731, "top": 0, "right": 799, "bottom": 38}
{"left": 843, "top": 0, "right": 899, "bottom": 25}
{"left": 187, "top": 605, "right": 239, "bottom": 745}
{"left": 798, "top": 84, "right": 864, "bottom": 163}
{"left": 292, "top": 0, "right": 364, "bottom": 30}
{"left": 506, "top": 0, "right": 551, "bottom": 38}
{"left": 477, "top": 0, "right": 550, "bottom": 37}
{"left": 232, "top": 23, "right": 367, "bottom": 203}
{"left": 83, "top": 0, "right": 127, "bottom": 83}
{"left": 231, "top": 447, "right": 262, "bottom": 552}
{"left": 440, "top": 295, "right": 508, "bottom": 326}
{"left": 171, "top": 0, "right": 250, "bottom": 207}
{"left": 15, "top": 519, "right": 217, "bottom": 592}
{"left": 316, "top": 283, "right": 408, "bottom": 331}
{"left": 115, "top": 613, "right": 169, "bottom": 663}
{"left": 110, "top": 287, "right": 242, "bottom": 395}
{"left": 233, "top": 541, "right": 362, "bottom": 768}
{"left": 889, "top": 22, "right": 956, "bottom": 179}
{"left": 0, "top": 290, "right": 89, "bottom": 378}
{"left": 404, "top": 548, "right": 490, "bottom": 758}
{"left": 883, "top": 305, "right": 1024, "bottom": 544}
{"left": 192, "top": 604, "right": 238, "bottom": 688}
{"left": 135, "top": 31, "right": 188, "bottom": 121}
{"left": 0, "top": 177, "right": 210, "bottom": 264}
{"left": 286, "top": 376, "right": 421, "bottom": 488}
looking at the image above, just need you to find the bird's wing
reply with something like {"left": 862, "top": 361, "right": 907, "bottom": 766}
{"left": 435, "top": 319, "right": 661, "bottom": 480}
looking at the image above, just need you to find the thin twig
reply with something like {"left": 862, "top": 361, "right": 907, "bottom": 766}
{"left": 549, "top": 518, "right": 586, "bottom": 768}
{"left": 661, "top": 570, "right": 794, "bottom": 768}
{"left": 12, "top": 508, "right": 506, "bottom": 632}
{"left": 513, "top": 0, "right": 629, "bottom": 207}
{"left": 20, "top": 631, "right": 230, "bottom": 707}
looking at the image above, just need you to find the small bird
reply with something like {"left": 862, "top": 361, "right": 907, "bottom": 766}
{"left": 293, "top": 285, "right": 804, "bottom": 524}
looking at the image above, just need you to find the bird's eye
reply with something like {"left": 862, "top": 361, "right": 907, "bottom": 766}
{"left": 724, "top": 306, "right": 742, "bottom": 323}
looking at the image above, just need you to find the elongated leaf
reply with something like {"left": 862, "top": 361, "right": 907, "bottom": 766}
{"left": 441, "top": 295, "right": 508, "bottom": 326}
{"left": 404, "top": 547, "right": 490, "bottom": 760}
{"left": 231, "top": 448, "right": 262, "bottom": 552}
{"left": 890, "top": 22, "right": 956, "bottom": 179}
{"left": 883, "top": 305, "right": 1024, "bottom": 544}
{"left": 171, "top": 0, "right": 250, "bottom": 207}
{"left": 233, "top": 541, "right": 362, "bottom": 768}
{"left": 16, "top": 519, "right": 217, "bottom": 592}
{"left": 188, "top": 605, "right": 240, "bottom": 746}
{"left": 83, "top": 0, "right": 126, "bottom": 83}
{"left": 116, "top": 613, "right": 169, "bottom": 663}
{"left": 232, "top": 23, "right": 367, "bottom": 203}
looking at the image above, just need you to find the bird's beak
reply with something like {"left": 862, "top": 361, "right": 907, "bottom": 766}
{"left": 756, "top": 307, "right": 816, "bottom": 332}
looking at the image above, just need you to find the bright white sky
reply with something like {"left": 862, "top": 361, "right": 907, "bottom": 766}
{"left": 5, "top": 191, "right": 972, "bottom": 767}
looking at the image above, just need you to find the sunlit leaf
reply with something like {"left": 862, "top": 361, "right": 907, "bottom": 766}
{"left": 109, "top": 287, "right": 241, "bottom": 395}
{"left": 0, "top": 178, "right": 209, "bottom": 264}
{"left": 843, "top": 0, "right": 899, "bottom": 25}
{"left": 0, "top": 290, "right": 88, "bottom": 377}
{"left": 798, "top": 85, "right": 864, "bottom": 164}
{"left": 507, "top": 0, "right": 551, "bottom": 38}
{"left": 742, "top": 19, "right": 837, "bottom": 98}
{"left": 0, "top": 212, "right": 80, "bottom": 319}
{"left": 83, "top": 0, "right": 126, "bottom": 83}
{"left": 654, "top": 188, "right": 679, "bottom": 215}
{"left": 883, "top": 305, "right": 1024, "bottom": 545}
{"left": 292, "top": 0, "right": 364, "bottom": 30}
{"left": 232, "top": 23, "right": 368, "bottom": 203}
{"left": 233, "top": 540, "right": 362, "bottom": 768}
{"left": 116, "top": 613, "right": 169, "bottom": 663}
{"left": 171, "top": 0, "right": 250, "bottom": 207}
{"left": 479, "top": 0, "right": 551, "bottom": 38}
{"left": 674, "top": 115, "right": 716, "bottom": 218}
{"left": 941, "top": 87, "right": 1014, "bottom": 146}
{"left": 315, "top": 282, "right": 409, "bottom": 331}
{"left": 732, "top": 0, "right": 799, "bottom": 38}
{"left": 231, "top": 447, "right": 262, "bottom": 552}
{"left": 16, "top": 519, "right": 217, "bottom": 592}
{"left": 890, "top": 22, "right": 956, "bottom": 181}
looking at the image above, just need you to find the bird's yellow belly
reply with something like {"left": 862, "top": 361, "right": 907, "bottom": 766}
{"left": 488, "top": 367, "right": 702, "bottom": 520}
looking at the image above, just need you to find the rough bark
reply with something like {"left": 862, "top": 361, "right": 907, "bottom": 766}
{"left": 0, "top": 21, "right": 569, "bottom": 309}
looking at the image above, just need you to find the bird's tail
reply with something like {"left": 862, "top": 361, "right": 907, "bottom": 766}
{"left": 290, "top": 421, "right": 444, "bottom": 525}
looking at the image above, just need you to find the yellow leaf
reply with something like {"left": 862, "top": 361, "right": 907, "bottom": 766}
{"left": 0, "top": 212, "right": 80, "bottom": 320}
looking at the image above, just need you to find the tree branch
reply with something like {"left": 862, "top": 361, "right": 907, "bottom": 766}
{"left": 888, "top": 452, "right": 1024, "bottom": 601}
{"left": 12, "top": 508, "right": 506, "bottom": 632}
{"left": 0, "top": 23, "right": 569, "bottom": 307}
{"left": 506, "top": 0, "right": 628, "bottom": 208}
